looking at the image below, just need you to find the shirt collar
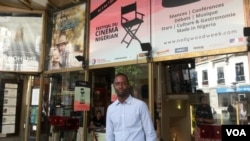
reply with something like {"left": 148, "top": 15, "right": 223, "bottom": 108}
{"left": 114, "top": 95, "right": 132, "bottom": 105}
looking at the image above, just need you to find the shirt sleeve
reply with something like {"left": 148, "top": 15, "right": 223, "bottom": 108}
{"left": 140, "top": 102, "right": 157, "bottom": 141}
{"left": 105, "top": 106, "right": 115, "bottom": 141}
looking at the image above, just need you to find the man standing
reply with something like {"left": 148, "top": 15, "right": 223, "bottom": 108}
{"left": 194, "top": 95, "right": 214, "bottom": 141}
{"left": 56, "top": 33, "right": 70, "bottom": 68}
{"left": 106, "top": 73, "right": 157, "bottom": 141}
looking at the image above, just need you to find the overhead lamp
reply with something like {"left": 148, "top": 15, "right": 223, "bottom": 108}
{"left": 75, "top": 55, "right": 86, "bottom": 69}
{"left": 243, "top": 27, "right": 250, "bottom": 50}
{"left": 243, "top": 27, "right": 250, "bottom": 36}
{"left": 140, "top": 43, "right": 152, "bottom": 60}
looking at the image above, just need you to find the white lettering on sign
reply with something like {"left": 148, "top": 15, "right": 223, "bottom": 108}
{"left": 226, "top": 129, "right": 246, "bottom": 136}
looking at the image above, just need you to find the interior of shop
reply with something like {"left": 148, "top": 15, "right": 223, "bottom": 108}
{"left": 0, "top": 0, "right": 250, "bottom": 141}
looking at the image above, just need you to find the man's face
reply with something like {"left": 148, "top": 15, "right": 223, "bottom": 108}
{"left": 57, "top": 43, "right": 66, "bottom": 52}
{"left": 201, "top": 96, "right": 208, "bottom": 104}
{"left": 96, "top": 112, "right": 102, "bottom": 119}
{"left": 51, "top": 49, "right": 60, "bottom": 65}
{"left": 113, "top": 75, "right": 130, "bottom": 98}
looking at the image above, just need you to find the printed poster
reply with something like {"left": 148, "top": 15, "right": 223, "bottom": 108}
{"left": 4, "top": 83, "right": 17, "bottom": 88}
{"left": 0, "top": 13, "right": 43, "bottom": 72}
{"left": 89, "top": 0, "right": 151, "bottom": 66}
{"left": 4, "top": 88, "right": 17, "bottom": 97}
{"left": 49, "top": 4, "right": 86, "bottom": 70}
{"left": 2, "top": 115, "right": 16, "bottom": 124}
{"left": 30, "top": 106, "right": 38, "bottom": 124}
{"left": 152, "top": 0, "right": 246, "bottom": 58}
{"left": 111, "top": 83, "right": 117, "bottom": 102}
{"left": 31, "top": 88, "right": 39, "bottom": 106}
{"left": 3, "top": 106, "right": 16, "bottom": 115}
{"left": 1, "top": 124, "right": 15, "bottom": 134}
{"left": 3, "top": 97, "right": 17, "bottom": 106}
{"left": 74, "top": 81, "right": 91, "bottom": 111}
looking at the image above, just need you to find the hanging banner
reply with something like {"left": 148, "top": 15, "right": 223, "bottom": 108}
{"left": 152, "top": 0, "right": 246, "bottom": 58}
{"left": 0, "top": 13, "right": 43, "bottom": 72}
{"left": 89, "top": 0, "right": 151, "bottom": 66}
{"left": 49, "top": 3, "right": 86, "bottom": 70}
{"left": 74, "top": 81, "right": 91, "bottom": 111}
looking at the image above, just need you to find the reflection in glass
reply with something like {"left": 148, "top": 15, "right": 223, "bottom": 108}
{"left": 163, "top": 53, "right": 250, "bottom": 126}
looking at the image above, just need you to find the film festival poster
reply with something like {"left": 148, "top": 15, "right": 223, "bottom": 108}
{"left": 89, "top": 0, "right": 151, "bottom": 66}
{"left": 49, "top": 3, "right": 86, "bottom": 70}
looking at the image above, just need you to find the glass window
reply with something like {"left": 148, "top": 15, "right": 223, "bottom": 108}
{"left": 217, "top": 67, "right": 225, "bottom": 84}
{"left": 202, "top": 70, "right": 208, "bottom": 85}
{"left": 235, "top": 62, "right": 245, "bottom": 82}
{"left": 42, "top": 72, "right": 85, "bottom": 134}
{"left": 190, "top": 70, "right": 198, "bottom": 87}
{"left": 115, "top": 64, "right": 148, "bottom": 100}
{"left": 163, "top": 53, "right": 250, "bottom": 123}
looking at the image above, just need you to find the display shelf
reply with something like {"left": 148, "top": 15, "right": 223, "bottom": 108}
{"left": 0, "top": 79, "right": 23, "bottom": 136}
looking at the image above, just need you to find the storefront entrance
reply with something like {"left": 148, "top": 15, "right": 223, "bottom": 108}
{"left": 158, "top": 53, "right": 250, "bottom": 141}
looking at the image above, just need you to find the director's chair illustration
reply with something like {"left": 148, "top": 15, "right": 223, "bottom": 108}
{"left": 121, "top": 2, "right": 144, "bottom": 47}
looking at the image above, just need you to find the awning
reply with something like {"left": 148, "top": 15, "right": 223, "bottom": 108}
{"left": 216, "top": 85, "right": 250, "bottom": 94}
{"left": 216, "top": 87, "right": 234, "bottom": 94}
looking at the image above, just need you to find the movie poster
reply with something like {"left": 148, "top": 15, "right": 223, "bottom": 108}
{"left": 0, "top": 13, "right": 43, "bottom": 72}
{"left": 49, "top": 4, "right": 86, "bottom": 70}
{"left": 89, "top": 0, "right": 151, "bottom": 66}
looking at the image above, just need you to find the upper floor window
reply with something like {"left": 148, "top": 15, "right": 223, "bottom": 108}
{"left": 217, "top": 67, "right": 225, "bottom": 84}
{"left": 190, "top": 71, "right": 197, "bottom": 86}
{"left": 202, "top": 70, "right": 208, "bottom": 85}
{"left": 235, "top": 63, "right": 245, "bottom": 82}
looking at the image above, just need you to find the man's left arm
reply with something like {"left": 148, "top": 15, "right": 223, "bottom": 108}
{"left": 141, "top": 103, "right": 157, "bottom": 141}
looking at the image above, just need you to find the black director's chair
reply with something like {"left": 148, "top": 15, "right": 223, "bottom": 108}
{"left": 121, "top": 2, "right": 144, "bottom": 47}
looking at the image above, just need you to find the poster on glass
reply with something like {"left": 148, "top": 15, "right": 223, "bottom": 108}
{"left": 49, "top": 4, "right": 86, "bottom": 70}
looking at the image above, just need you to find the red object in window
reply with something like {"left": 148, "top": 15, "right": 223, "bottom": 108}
{"left": 49, "top": 116, "right": 67, "bottom": 126}
{"left": 49, "top": 116, "right": 58, "bottom": 125}
{"left": 49, "top": 116, "right": 79, "bottom": 130}
{"left": 200, "top": 124, "right": 221, "bottom": 140}
{"left": 212, "top": 125, "right": 221, "bottom": 140}
{"left": 66, "top": 118, "right": 79, "bottom": 130}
